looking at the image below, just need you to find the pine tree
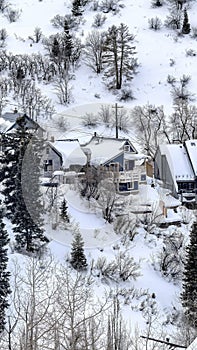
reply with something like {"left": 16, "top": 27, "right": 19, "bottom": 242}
{"left": 102, "top": 23, "right": 138, "bottom": 90}
{"left": 60, "top": 198, "right": 70, "bottom": 223}
{"left": 13, "top": 130, "right": 48, "bottom": 253}
{"left": 0, "top": 131, "right": 27, "bottom": 220}
{"left": 181, "top": 221, "right": 197, "bottom": 327}
{"left": 0, "top": 116, "right": 48, "bottom": 254}
{"left": 182, "top": 7, "right": 190, "bottom": 34}
{"left": 72, "top": 0, "right": 83, "bottom": 16}
{"left": 70, "top": 231, "right": 87, "bottom": 271}
{"left": 0, "top": 201, "right": 11, "bottom": 333}
{"left": 51, "top": 37, "right": 60, "bottom": 58}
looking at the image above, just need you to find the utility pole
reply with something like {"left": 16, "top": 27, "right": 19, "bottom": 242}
{"left": 112, "top": 103, "right": 123, "bottom": 139}
{"left": 140, "top": 336, "right": 186, "bottom": 349}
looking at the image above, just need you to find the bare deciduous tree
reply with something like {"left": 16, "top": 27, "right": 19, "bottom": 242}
{"left": 131, "top": 104, "right": 169, "bottom": 158}
{"left": 84, "top": 30, "right": 105, "bottom": 74}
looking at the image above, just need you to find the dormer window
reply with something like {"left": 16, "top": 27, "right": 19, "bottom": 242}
{"left": 124, "top": 145, "right": 130, "bottom": 152}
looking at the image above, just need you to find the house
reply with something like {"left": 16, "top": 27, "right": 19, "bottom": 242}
{"left": 43, "top": 139, "right": 87, "bottom": 178}
{"left": 5, "top": 114, "right": 45, "bottom": 138}
{"left": 154, "top": 140, "right": 197, "bottom": 203}
{"left": 81, "top": 135, "right": 147, "bottom": 193}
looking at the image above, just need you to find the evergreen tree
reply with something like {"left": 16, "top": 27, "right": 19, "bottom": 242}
{"left": 51, "top": 36, "right": 60, "bottom": 58}
{"left": 72, "top": 0, "right": 83, "bottom": 16}
{"left": 182, "top": 7, "right": 190, "bottom": 34}
{"left": 64, "top": 29, "right": 73, "bottom": 62}
{"left": 0, "top": 133, "right": 21, "bottom": 219}
{"left": 0, "top": 115, "right": 48, "bottom": 254}
{"left": 0, "top": 201, "right": 11, "bottom": 333}
{"left": 60, "top": 198, "right": 70, "bottom": 223}
{"left": 70, "top": 231, "right": 87, "bottom": 271}
{"left": 102, "top": 23, "right": 138, "bottom": 90}
{"left": 181, "top": 221, "right": 197, "bottom": 327}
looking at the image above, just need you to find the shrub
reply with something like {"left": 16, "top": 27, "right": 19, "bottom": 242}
{"left": 82, "top": 113, "right": 98, "bottom": 128}
{"left": 185, "top": 48, "right": 196, "bottom": 57}
{"left": 148, "top": 16, "right": 162, "bottom": 30}
{"left": 5, "top": 7, "right": 21, "bottom": 22}
{"left": 191, "top": 26, "right": 197, "bottom": 39}
{"left": 92, "top": 13, "right": 106, "bottom": 27}
{"left": 0, "top": 28, "right": 8, "bottom": 42}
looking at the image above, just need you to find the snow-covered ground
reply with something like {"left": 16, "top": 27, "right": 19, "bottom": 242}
{"left": 1, "top": 0, "right": 197, "bottom": 346}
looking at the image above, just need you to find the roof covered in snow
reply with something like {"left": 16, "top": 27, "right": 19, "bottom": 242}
{"left": 185, "top": 140, "right": 197, "bottom": 176}
{"left": 81, "top": 136, "right": 138, "bottom": 166}
{"left": 186, "top": 337, "right": 197, "bottom": 350}
{"left": 159, "top": 144, "right": 195, "bottom": 184}
{"left": 49, "top": 139, "right": 87, "bottom": 169}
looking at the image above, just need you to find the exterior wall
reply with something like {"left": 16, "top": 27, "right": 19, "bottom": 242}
{"left": 43, "top": 146, "right": 62, "bottom": 177}
{"left": 154, "top": 150, "right": 178, "bottom": 197}
{"left": 105, "top": 153, "right": 124, "bottom": 171}
{"left": 124, "top": 159, "right": 135, "bottom": 171}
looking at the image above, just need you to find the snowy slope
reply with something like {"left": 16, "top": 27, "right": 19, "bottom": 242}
{"left": 1, "top": 0, "right": 197, "bottom": 116}
{"left": 1, "top": 0, "right": 197, "bottom": 346}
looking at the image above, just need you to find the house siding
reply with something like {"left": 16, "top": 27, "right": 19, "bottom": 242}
{"left": 155, "top": 152, "right": 177, "bottom": 197}
{"left": 154, "top": 145, "right": 197, "bottom": 202}
{"left": 43, "top": 147, "right": 62, "bottom": 177}
{"left": 105, "top": 154, "right": 124, "bottom": 171}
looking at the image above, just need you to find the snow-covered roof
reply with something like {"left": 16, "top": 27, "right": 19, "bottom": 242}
{"left": 50, "top": 140, "right": 87, "bottom": 169}
{"left": 185, "top": 140, "right": 197, "bottom": 176}
{"left": 81, "top": 137, "right": 137, "bottom": 166}
{"left": 186, "top": 337, "right": 197, "bottom": 350}
{"left": 159, "top": 144, "right": 195, "bottom": 187}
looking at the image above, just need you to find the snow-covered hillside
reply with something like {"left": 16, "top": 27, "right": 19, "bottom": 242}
{"left": 2, "top": 0, "right": 197, "bottom": 115}
{"left": 1, "top": 0, "right": 197, "bottom": 348}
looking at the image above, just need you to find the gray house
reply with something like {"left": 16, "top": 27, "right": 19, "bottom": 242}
{"left": 81, "top": 135, "right": 147, "bottom": 193}
{"left": 43, "top": 139, "right": 87, "bottom": 177}
{"left": 154, "top": 140, "right": 197, "bottom": 203}
{"left": 5, "top": 114, "right": 45, "bottom": 138}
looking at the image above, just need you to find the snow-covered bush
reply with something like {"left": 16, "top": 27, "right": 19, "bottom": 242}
{"left": 92, "top": 0, "right": 99, "bottom": 10}
{"left": 151, "top": 0, "right": 163, "bottom": 7}
{"left": 82, "top": 112, "right": 98, "bottom": 127}
{"left": 5, "top": 7, "right": 21, "bottom": 22}
{"left": 152, "top": 228, "right": 187, "bottom": 282}
{"left": 28, "top": 27, "right": 43, "bottom": 43}
{"left": 148, "top": 17, "right": 162, "bottom": 30}
{"left": 0, "top": 0, "right": 9, "bottom": 13}
{"left": 114, "top": 215, "right": 138, "bottom": 244}
{"left": 185, "top": 48, "right": 196, "bottom": 57}
{"left": 92, "top": 13, "right": 106, "bottom": 27}
{"left": 191, "top": 26, "right": 197, "bottom": 39}
{"left": 51, "top": 14, "right": 79, "bottom": 30}
{"left": 118, "top": 87, "right": 134, "bottom": 101}
{"left": 100, "top": 0, "right": 121, "bottom": 13}
{"left": 95, "top": 252, "right": 141, "bottom": 282}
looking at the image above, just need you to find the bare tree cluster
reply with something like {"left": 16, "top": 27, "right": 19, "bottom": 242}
{"left": 95, "top": 252, "right": 141, "bottom": 282}
{"left": 152, "top": 229, "right": 187, "bottom": 282}
{"left": 131, "top": 104, "right": 169, "bottom": 158}
{"left": 0, "top": 256, "right": 136, "bottom": 350}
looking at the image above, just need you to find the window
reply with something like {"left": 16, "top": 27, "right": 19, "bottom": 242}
{"left": 127, "top": 182, "right": 133, "bottom": 189}
{"left": 125, "top": 160, "right": 130, "bottom": 171}
{"left": 124, "top": 145, "right": 130, "bottom": 152}
{"left": 141, "top": 174, "right": 146, "bottom": 181}
{"left": 44, "top": 159, "right": 53, "bottom": 172}
{"left": 178, "top": 182, "right": 194, "bottom": 191}
{"left": 46, "top": 147, "right": 50, "bottom": 154}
